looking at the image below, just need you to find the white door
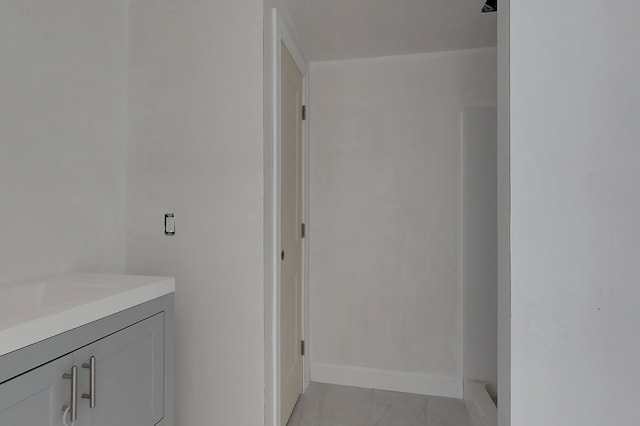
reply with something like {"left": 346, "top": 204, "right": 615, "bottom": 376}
{"left": 280, "top": 42, "right": 303, "bottom": 426}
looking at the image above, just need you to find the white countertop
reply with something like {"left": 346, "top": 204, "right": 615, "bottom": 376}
{"left": 0, "top": 273, "right": 175, "bottom": 357}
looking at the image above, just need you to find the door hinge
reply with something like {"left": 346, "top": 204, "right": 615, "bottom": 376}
{"left": 302, "top": 105, "right": 307, "bottom": 121}
{"left": 301, "top": 223, "right": 306, "bottom": 238}
{"left": 301, "top": 340, "right": 305, "bottom": 357}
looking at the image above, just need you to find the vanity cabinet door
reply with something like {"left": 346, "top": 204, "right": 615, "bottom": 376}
{"left": 0, "top": 354, "right": 74, "bottom": 426}
{"left": 75, "top": 313, "right": 165, "bottom": 426}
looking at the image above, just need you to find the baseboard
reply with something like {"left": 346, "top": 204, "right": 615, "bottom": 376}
{"left": 310, "top": 363, "right": 463, "bottom": 398}
{"left": 464, "top": 380, "right": 497, "bottom": 426}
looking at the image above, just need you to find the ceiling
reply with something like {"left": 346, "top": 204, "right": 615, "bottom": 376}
{"left": 275, "top": 0, "right": 497, "bottom": 61}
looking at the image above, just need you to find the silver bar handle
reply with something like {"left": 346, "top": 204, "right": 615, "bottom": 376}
{"left": 62, "top": 366, "right": 78, "bottom": 422}
{"left": 82, "top": 356, "right": 96, "bottom": 408}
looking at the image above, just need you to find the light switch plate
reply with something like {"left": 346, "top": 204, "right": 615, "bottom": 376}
{"left": 164, "top": 214, "right": 175, "bottom": 236}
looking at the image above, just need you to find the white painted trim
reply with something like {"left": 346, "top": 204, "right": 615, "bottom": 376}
{"left": 464, "top": 380, "right": 497, "bottom": 426}
{"left": 459, "top": 104, "right": 466, "bottom": 402}
{"left": 269, "top": 8, "right": 310, "bottom": 426}
{"left": 311, "top": 363, "right": 463, "bottom": 399}
{"left": 270, "top": 11, "right": 281, "bottom": 426}
{"left": 301, "top": 47, "right": 312, "bottom": 394}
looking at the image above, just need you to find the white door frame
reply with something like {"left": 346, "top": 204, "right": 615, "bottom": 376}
{"left": 268, "top": 9, "right": 310, "bottom": 426}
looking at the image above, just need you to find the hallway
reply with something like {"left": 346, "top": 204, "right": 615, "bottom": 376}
{"left": 287, "top": 383, "right": 472, "bottom": 426}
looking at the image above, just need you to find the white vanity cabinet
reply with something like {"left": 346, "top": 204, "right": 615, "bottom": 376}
{"left": 0, "top": 275, "right": 174, "bottom": 426}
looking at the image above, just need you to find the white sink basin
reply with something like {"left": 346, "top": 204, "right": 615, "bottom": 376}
{"left": 0, "top": 274, "right": 174, "bottom": 357}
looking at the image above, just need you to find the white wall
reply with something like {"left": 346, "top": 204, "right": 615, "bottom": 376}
{"left": 508, "top": 0, "right": 640, "bottom": 424}
{"left": 0, "top": 1, "right": 128, "bottom": 284}
{"left": 309, "top": 48, "right": 497, "bottom": 396}
{"left": 463, "top": 107, "right": 498, "bottom": 398}
{"left": 496, "top": 1, "right": 511, "bottom": 424}
{"left": 126, "top": 1, "right": 265, "bottom": 425}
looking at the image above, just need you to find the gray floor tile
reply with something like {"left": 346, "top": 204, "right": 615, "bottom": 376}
{"left": 286, "top": 383, "right": 472, "bottom": 426}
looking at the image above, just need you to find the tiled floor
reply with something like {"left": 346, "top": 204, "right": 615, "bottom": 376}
{"left": 287, "top": 382, "right": 472, "bottom": 426}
